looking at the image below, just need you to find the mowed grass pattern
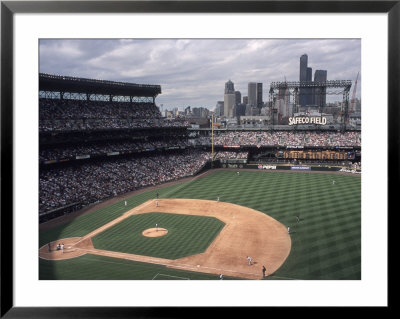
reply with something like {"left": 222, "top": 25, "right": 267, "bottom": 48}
{"left": 92, "top": 213, "right": 225, "bottom": 259}
{"left": 39, "top": 170, "right": 361, "bottom": 280}
{"left": 39, "top": 254, "right": 241, "bottom": 280}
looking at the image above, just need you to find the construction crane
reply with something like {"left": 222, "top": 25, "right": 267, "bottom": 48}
{"left": 350, "top": 72, "right": 359, "bottom": 114}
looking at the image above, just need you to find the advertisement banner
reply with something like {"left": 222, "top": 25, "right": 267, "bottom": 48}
{"left": 257, "top": 165, "right": 277, "bottom": 170}
{"left": 244, "top": 164, "right": 291, "bottom": 170}
{"left": 286, "top": 145, "right": 304, "bottom": 149}
{"left": 339, "top": 168, "right": 362, "bottom": 174}
{"left": 290, "top": 166, "right": 311, "bottom": 170}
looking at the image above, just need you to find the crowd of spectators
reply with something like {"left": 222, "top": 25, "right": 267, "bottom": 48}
{"left": 39, "top": 150, "right": 211, "bottom": 214}
{"left": 39, "top": 99, "right": 161, "bottom": 120}
{"left": 213, "top": 151, "right": 249, "bottom": 160}
{"left": 39, "top": 118, "right": 190, "bottom": 131}
{"left": 39, "top": 139, "right": 192, "bottom": 162}
{"left": 39, "top": 99, "right": 189, "bottom": 131}
{"left": 192, "top": 131, "right": 361, "bottom": 147}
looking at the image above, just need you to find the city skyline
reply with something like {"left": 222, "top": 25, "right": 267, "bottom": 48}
{"left": 40, "top": 39, "right": 361, "bottom": 111}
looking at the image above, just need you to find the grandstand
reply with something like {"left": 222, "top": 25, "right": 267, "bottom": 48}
{"left": 39, "top": 74, "right": 361, "bottom": 223}
{"left": 39, "top": 74, "right": 194, "bottom": 222}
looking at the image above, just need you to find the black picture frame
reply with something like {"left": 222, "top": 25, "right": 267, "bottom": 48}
{"left": 1, "top": 1, "right": 396, "bottom": 317}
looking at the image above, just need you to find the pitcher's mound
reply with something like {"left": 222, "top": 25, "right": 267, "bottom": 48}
{"left": 142, "top": 228, "right": 168, "bottom": 237}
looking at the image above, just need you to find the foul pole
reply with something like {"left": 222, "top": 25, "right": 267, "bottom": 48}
{"left": 211, "top": 114, "right": 214, "bottom": 168}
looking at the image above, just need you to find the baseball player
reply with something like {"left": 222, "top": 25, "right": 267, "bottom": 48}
{"left": 247, "top": 256, "right": 253, "bottom": 265}
{"left": 124, "top": 200, "right": 127, "bottom": 206}
{"left": 287, "top": 226, "right": 290, "bottom": 234}
{"left": 332, "top": 180, "right": 336, "bottom": 185}
{"left": 295, "top": 214, "right": 300, "bottom": 223}
{"left": 219, "top": 274, "right": 224, "bottom": 280}
{"left": 155, "top": 200, "right": 159, "bottom": 207}
{"left": 61, "top": 243, "right": 64, "bottom": 254}
{"left": 262, "top": 265, "right": 266, "bottom": 278}
{"left": 217, "top": 196, "right": 220, "bottom": 202}
{"left": 156, "top": 223, "right": 158, "bottom": 232}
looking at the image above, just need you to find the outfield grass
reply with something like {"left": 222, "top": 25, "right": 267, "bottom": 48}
{"left": 39, "top": 169, "right": 361, "bottom": 280}
{"left": 39, "top": 254, "right": 241, "bottom": 280}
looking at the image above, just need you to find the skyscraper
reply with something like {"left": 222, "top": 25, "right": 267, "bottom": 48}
{"left": 215, "top": 101, "right": 224, "bottom": 116}
{"left": 256, "top": 83, "right": 263, "bottom": 108}
{"left": 235, "top": 91, "right": 241, "bottom": 105}
{"left": 299, "top": 54, "right": 312, "bottom": 107}
{"left": 224, "top": 80, "right": 236, "bottom": 117}
{"left": 225, "top": 80, "right": 235, "bottom": 94}
{"left": 248, "top": 82, "right": 257, "bottom": 108}
{"left": 299, "top": 54, "right": 308, "bottom": 82}
{"left": 307, "top": 67, "right": 312, "bottom": 81}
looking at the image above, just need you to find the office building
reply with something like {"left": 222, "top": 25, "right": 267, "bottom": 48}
{"left": 299, "top": 54, "right": 313, "bottom": 107}
{"left": 225, "top": 79, "right": 235, "bottom": 94}
{"left": 224, "top": 80, "right": 236, "bottom": 118}
{"left": 256, "top": 83, "right": 263, "bottom": 108}
{"left": 248, "top": 82, "right": 257, "bottom": 108}
{"left": 235, "top": 91, "right": 241, "bottom": 105}
{"left": 215, "top": 101, "right": 224, "bottom": 116}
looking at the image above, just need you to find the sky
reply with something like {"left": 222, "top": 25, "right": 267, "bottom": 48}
{"left": 39, "top": 39, "right": 361, "bottom": 111}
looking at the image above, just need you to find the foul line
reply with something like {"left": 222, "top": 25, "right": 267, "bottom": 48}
{"left": 267, "top": 275, "right": 298, "bottom": 280}
{"left": 170, "top": 263, "right": 260, "bottom": 278}
{"left": 152, "top": 273, "right": 190, "bottom": 280}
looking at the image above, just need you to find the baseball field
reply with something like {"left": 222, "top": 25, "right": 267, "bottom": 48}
{"left": 39, "top": 169, "right": 361, "bottom": 280}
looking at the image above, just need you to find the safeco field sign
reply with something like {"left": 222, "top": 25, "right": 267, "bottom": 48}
{"left": 288, "top": 116, "right": 327, "bottom": 125}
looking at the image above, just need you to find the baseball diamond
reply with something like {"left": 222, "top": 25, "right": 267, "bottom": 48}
{"left": 40, "top": 198, "right": 291, "bottom": 279}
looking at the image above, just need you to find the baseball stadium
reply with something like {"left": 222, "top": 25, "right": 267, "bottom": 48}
{"left": 38, "top": 74, "right": 361, "bottom": 280}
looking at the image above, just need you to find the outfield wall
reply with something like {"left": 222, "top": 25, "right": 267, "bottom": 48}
{"left": 220, "top": 162, "right": 361, "bottom": 174}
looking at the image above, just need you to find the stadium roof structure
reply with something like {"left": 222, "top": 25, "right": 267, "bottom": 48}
{"left": 270, "top": 80, "right": 352, "bottom": 90}
{"left": 39, "top": 73, "right": 162, "bottom": 97}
